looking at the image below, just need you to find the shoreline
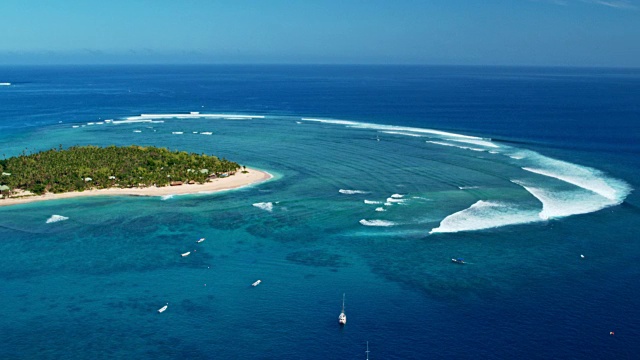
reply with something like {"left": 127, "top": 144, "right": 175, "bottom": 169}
{"left": 0, "top": 167, "right": 272, "bottom": 207}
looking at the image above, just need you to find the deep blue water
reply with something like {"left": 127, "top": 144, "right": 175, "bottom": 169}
{"left": 0, "top": 65, "right": 639, "bottom": 359}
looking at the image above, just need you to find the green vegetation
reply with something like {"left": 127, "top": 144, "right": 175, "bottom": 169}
{"left": 0, "top": 145, "right": 239, "bottom": 195}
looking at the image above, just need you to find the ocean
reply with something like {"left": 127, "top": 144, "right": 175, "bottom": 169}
{"left": 0, "top": 65, "right": 638, "bottom": 359}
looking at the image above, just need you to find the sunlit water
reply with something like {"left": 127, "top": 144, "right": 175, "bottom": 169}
{"left": 0, "top": 65, "right": 639, "bottom": 359}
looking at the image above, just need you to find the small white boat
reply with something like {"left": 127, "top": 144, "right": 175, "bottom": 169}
{"left": 197, "top": 238, "right": 205, "bottom": 243}
{"left": 158, "top": 303, "right": 168, "bottom": 313}
{"left": 338, "top": 293, "right": 347, "bottom": 325}
{"left": 181, "top": 251, "right": 191, "bottom": 257}
{"left": 252, "top": 280, "right": 262, "bottom": 287}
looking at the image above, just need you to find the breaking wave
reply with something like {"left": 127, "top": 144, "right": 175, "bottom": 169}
{"left": 46, "top": 215, "right": 69, "bottom": 224}
{"left": 359, "top": 219, "right": 396, "bottom": 227}
{"left": 512, "top": 180, "right": 620, "bottom": 220}
{"left": 430, "top": 201, "right": 540, "bottom": 234}
{"left": 253, "top": 202, "right": 273, "bottom": 212}
{"left": 301, "top": 115, "right": 632, "bottom": 233}
{"left": 364, "top": 200, "right": 382, "bottom": 204}
{"left": 339, "top": 189, "right": 368, "bottom": 195}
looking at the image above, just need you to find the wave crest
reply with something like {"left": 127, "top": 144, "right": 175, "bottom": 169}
{"left": 46, "top": 215, "right": 69, "bottom": 224}
{"left": 359, "top": 219, "right": 396, "bottom": 227}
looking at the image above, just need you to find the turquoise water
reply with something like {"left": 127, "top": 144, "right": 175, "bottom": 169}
{"left": 1, "top": 66, "right": 639, "bottom": 359}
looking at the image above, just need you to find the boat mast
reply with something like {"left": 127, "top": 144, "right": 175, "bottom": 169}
{"left": 366, "top": 341, "right": 370, "bottom": 360}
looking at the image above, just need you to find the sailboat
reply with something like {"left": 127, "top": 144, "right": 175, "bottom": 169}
{"left": 366, "top": 341, "right": 370, "bottom": 360}
{"left": 338, "top": 293, "right": 347, "bottom": 325}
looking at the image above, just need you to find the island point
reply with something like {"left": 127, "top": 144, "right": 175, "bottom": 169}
{"left": 0, "top": 145, "right": 271, "bottom": 207}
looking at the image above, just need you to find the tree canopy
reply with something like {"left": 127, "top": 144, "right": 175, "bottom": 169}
{"left": 0, "top": 145, "right": 239, "bottom": 195}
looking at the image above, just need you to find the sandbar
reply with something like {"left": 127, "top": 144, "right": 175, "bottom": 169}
{"left": 0, "top": 167, "right": 272, "bottom": 207}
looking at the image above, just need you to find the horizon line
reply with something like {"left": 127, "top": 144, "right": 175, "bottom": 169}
{"left": 0, "top": 62, "right": 639, "bottom": 70}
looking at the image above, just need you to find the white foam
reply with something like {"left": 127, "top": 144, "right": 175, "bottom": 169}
{"left": 0, "top": 82, "right": 11, "bottom": 86}
{"left": 380, "top": 131, "right": 424, "bottom": 137}
{"left": 111, "top": 119, "right": 165, "bottom": 125}
{"left": 384, "top": 202, "right": 393, "bottom": 206}
{"left": 386, "top": 197, "right": 406, "bottom": 203}
{"left": 522, "top": 163, "right": 629, "bottom": 202}
{"left": 430, "top": 201, "right": 540, "bottom": 234}
{"left": 133, "top": 130, "right": 142, "bottom": 133}
{"left": 512, "top": 180, "right": 620, "bottom": 220}
{"left": 72, "top": 125, "right": 79, "bottom": 128}
{"left": 390, "top": 194, "right": 404, "bottom": 199}
{"left": 426, "top": 140, "right": 485, "bottom": 152}
{"left": 160, "top": 195, "right": 175, "bottom": 201}
{"left": 364, "top": 200, "right": 382, "bottom": 204}
{"left": 359, "top": 219, "right": 396, "bottom": 227}
{"left": 253, "top": 202, "right": 273, "bottom": 212}
{"left": 375, "top": 207, "right": 386, "bottom": 212}
{"left": 200, "top": 132, "right": 213, "bottom": 135}
{"left": 449, "top": 138, "right": 499, "bottom": 148}
{"left": 301, "top": 118, "right": 481, "bottom": 140}
{"left": 127, "top": 113, "right": 264, "bottom": 121}
{"left": 339, "top": 189, "right": 368, "bottom": 195}
{"left": 458, "top": 186, "right": 480, "bottom": 190}
{"left": 172, "top": 132, "right": 183, "bottom": 135}
{"left": 46, "top": 215, "right": 69, "bottom": 224}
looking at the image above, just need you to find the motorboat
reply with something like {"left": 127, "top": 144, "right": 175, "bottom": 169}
{"left": 338, "top": 293, "right": 347, "bottom": 325}
{"left": 158, "top": 303, "right": 168, "bottom": 313}
{"left": 252, "top": 280, "right": 262, "bottom": 287}
{"left": 197, "top": 238, "right": 205, "bottom": 243}
{"left": 451, "top": 258, "right": 466, "bottom": 264}
{"left": 182, "top": 251, "right": 191, "bottom": 257}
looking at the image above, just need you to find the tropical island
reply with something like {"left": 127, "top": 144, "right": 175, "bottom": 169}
{"left": 0, "top": 145, "right": 271, "bottom": 206}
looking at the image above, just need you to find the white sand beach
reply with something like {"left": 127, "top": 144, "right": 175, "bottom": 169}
{"left": 0, "top": 167, "right": 272, "bottom": 207}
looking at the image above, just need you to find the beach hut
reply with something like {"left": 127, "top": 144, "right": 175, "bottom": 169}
{"left": 0, "top": 185, "right": 10, "bottom": 196}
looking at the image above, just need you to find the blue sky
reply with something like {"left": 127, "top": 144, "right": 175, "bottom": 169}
{"left": 0, "top": 0, "right": 638, "bottom": 66}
